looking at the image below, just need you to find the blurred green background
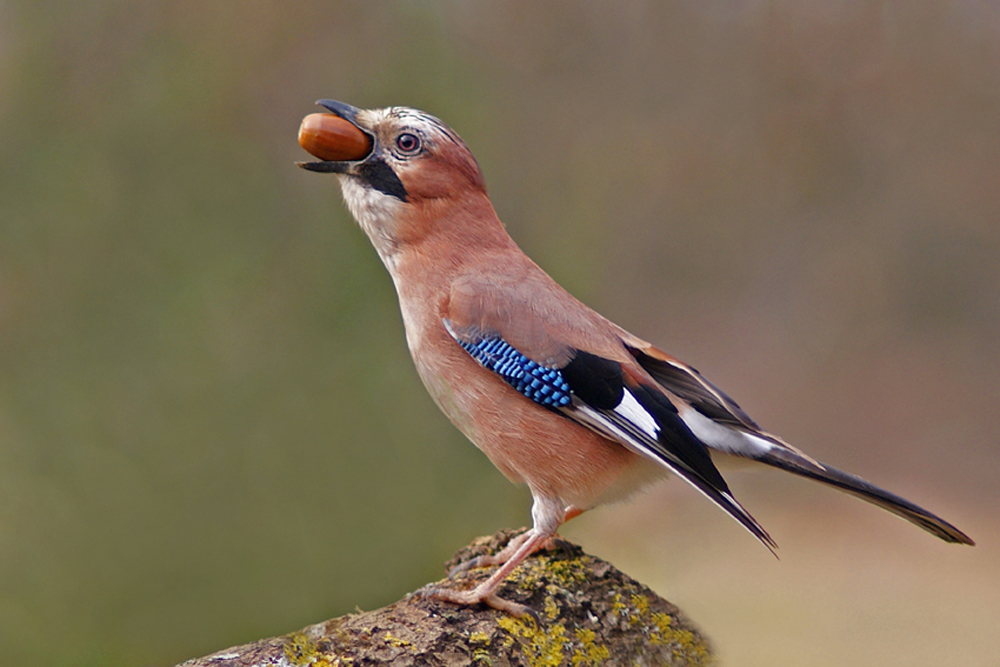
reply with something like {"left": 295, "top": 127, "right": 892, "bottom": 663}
{"left": 1, "top": 2, "right": 998, "bottom": 665}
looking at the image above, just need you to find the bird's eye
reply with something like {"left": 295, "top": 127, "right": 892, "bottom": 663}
{"left": 396, "top": 133, "right": 421, "bottom": 153}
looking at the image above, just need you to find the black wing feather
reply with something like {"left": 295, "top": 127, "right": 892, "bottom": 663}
{"left": 627, "top": 344, "right": 974, "bottom": 546}
{"left": 559, "top": 349, "right": 777, "bottom": 552}
{"left": 627, "top": 344, "right": 759, "bottom": 430}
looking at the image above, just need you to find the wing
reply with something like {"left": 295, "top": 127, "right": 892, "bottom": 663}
{"left": 625, "top": 343, "right": 975, "bottom": 545}
{"left": 624, "top": 341, "right": 762, "bottom": 432}
{"left": 442, "top": 317, "right": 778, "bottom": 554}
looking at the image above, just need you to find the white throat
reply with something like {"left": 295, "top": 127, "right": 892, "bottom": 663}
{"left": 338, "top": 175, "right": 404, "bottom": 270}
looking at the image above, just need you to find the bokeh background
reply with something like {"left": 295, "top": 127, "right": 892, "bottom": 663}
{"left": 1, "top": 2, "right": 998, "bottom": 665}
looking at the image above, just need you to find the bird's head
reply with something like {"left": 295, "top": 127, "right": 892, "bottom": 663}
{"left": 298, "top": 100, "right": 494, "bottom": 265}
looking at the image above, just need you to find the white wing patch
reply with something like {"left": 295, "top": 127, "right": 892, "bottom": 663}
{"left": 679, "top": 405, "right": 774, "bottom": 457}
{"left": 614, "top": 390, "right": 659, "bottom": 440}
{"left": 564, "top": 394, "right": 778, "bottom": 552}
{"left": 569, "top": 401, "right": 662, "bottom": 465}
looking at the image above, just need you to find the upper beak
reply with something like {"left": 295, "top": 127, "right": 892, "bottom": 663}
{"left": 296, "top": 100, "right": 375, "bottom": 173}
{"left": 316, "top": 99, "right": 362, "bottom": 123}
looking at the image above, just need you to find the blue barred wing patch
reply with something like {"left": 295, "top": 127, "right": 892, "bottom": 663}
{"left": 455, "top": 335, "right": 572, "bottom": 408}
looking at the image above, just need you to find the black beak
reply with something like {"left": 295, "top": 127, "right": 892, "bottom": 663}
{"left": 296, "top": 100, "right": 375, "bottom": 173}
{"left": 316, "top": 99, "right": 362, "bottom": 123}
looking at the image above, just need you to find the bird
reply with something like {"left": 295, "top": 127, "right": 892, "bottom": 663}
{"left": 296, "top": 99, "right": 974, "bottom": 617}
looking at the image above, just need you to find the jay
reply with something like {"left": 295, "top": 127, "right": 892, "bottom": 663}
{"left": 297, "top": 100, "right": 974, "bottom": 616}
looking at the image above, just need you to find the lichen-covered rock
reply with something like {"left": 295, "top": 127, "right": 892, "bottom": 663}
{"left": 177, "top": 529, "right": 713, "bottom": 667}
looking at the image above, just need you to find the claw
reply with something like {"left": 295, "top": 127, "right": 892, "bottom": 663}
{"left": 546, "top": 537, "right": 575, "bottom": 560}
{"left": 447, "top": 555, "right": 489, "bottom": 579}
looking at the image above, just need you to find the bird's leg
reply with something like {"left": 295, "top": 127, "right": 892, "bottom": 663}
{"left": 545, "top": 505, "right": 585, "bottom": 559}
{"left": 447, "top": 504, "right": 585, "bottom": 579}
{"left": 429, "top": 495, "right": 564, "bottom": 617}
{"left": 431, "top": 528, "right": 552, "bottom": 617}
{"left": 447, "top": 529, "right": 534, "bottom": 578}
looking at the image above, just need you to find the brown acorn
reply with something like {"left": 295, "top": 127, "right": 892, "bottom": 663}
{"left": 298, "top": 113, "right": 372, "bottom": 162}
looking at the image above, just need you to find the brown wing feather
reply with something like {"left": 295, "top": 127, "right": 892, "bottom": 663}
{"left": 445, "top": 269, "right": 633, "bottom": 368}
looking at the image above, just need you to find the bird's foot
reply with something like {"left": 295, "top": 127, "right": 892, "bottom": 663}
{"left": 422, "top": 585, "right": 540, "bottom": 623}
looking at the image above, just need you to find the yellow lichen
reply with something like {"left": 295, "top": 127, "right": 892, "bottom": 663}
{"left": 472, "top": 648, "right": 494, "bottom": 664}
{"left": 497, "top": 615, "right": 567, "bottom": 667}
{"left": 383, "top": 631, "right": 412, "bottom": 648}
{"left": 626, "top": 593, "right": 651, "bottom": 625}
{"left": 470, "top": 630, "right": 493, "bottom": 664}
{"left": 478, "top": 544, "right": 712, "bottom": 666}
{"left": 284, "top": 633, "right": 321, "bottom": 666}
{"left": 541, "top": 555, "right": 589, "bottom": 585}
{"left": 570, "top": 627, "right": 610, "bottom": 666}
{"left": 643, "top": 608, "right": 712, "bottom": 666}
{"left": 543, "top": 595, "right": 560, "bottom": 621}
{"left": 509, "top": 551, "right": 590, "bottom": 597}
{"left": 283, "top": 633, "right": 347, "bottom": 667}
{"left": 648, "top": 611, "right": 673, "bottom": 644}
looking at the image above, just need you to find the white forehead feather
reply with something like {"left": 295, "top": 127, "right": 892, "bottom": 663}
{"left": 355, "top": 106, "right": 465, "bottom": 147}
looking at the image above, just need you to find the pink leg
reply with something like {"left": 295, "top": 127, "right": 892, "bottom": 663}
{"left": 447, "top": 504, "right": 587, "bottom": 578}
{"left": 428, "top": 495, "right": 566, "bottom": 617}
{"left": 447, "top": 530, "right": 534, "bottom": 578}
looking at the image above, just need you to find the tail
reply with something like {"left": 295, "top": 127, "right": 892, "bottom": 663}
{"left": 756, "top": 447, "right": 975, "bottom": 545}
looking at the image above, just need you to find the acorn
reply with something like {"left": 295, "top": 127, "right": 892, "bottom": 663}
{"left": 298, "top": 113, "right": 372, "bottom": 162}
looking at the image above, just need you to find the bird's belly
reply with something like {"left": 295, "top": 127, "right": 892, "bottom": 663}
{"left": 414, "top": 348, "right": 664, "bottom": 510}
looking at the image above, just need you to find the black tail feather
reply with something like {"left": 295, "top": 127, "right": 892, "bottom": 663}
{"left": 757, "top": 448, "right": 974, "bottom": 545}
